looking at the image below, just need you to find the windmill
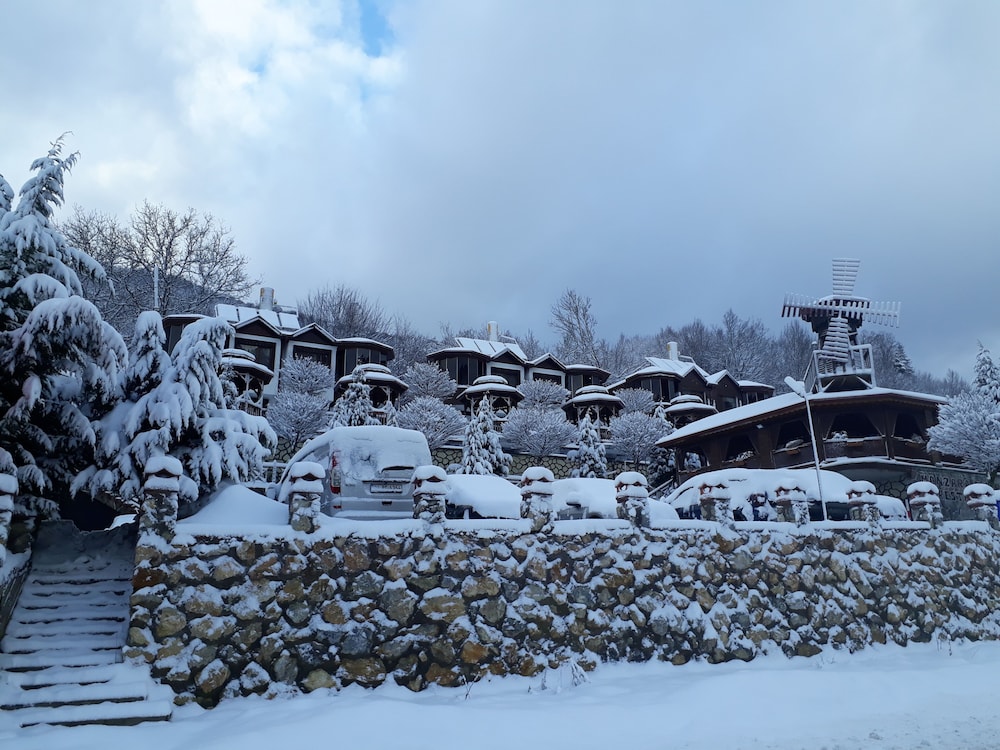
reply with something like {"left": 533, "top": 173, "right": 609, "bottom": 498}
{"left": 781, "top": 258, "right": 900, "bottom": 392}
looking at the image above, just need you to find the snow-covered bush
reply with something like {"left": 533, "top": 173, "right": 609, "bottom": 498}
{"left": 0, "top": 140, "right": 128, "bottom": 519}
{"left": 609, "top": 411, "right": 672, "bottom": 470}
{"left": 502, "top": 406, "right": 576, "bottom": 458}
{"left": 266, "top": 356, "right": 333, "bottom": 450}
{"left": 517, "top": 379, "right": 569, "bottom": 409}
{"left": 616, "top": 387, "right": 656, "bottom": 414}
{"left": 928, "top": 389, "right": 1000, "bottom": 480}
{"left": 399, "top": 362, "right": 457, "bottom": 403}
{"left": 396, "top": 396, "right": 467, "bottom": 449}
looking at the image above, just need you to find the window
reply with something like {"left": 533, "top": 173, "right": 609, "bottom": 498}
{"left": 234, "top": 338, "right": 276, "bottom": 371}
{"left": 532, "top": 372, "right": 563, "bottom": 385}
{"left": 443, "top": 356, "right": 484, "bottom": 386}
{"left": 339, "top": 347, "right": 389, "bottom": 376}
{"left": 491, "top": 366, "right": 522, "bottom": 387}
{"left": 292, "top": 346, "right": 332, "bottom": 368}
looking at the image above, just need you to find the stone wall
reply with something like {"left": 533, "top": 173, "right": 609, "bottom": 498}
{"left": 126, "top": 500, "right": 1000, "bottom": 706}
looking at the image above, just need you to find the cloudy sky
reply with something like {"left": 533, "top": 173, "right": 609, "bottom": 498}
{"left": 3, "top": 1, "right": 999, "bottom": 378}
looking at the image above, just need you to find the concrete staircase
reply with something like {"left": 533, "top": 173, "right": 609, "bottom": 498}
{"left": 0, "top": 522, "right": 173, "bottom": 728}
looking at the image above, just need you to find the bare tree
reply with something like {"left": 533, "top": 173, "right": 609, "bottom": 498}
{"left": 387, "top": 316, "right": 436, "bottom": 376}
{"left": 397, "top": 397, "right": 467, "bottom": 449}
{"left": 550, "top": 289, "right": 601, "bottom": 366}
{"left": 517, "top": 380, "right": 569, "bottom": 408}
{"left": 298, "top": 284, "right": 388, "bottom": 339}
{"left": 502, "top": 406, "right": 576, "bottom": 458}
{"left": 401, "top": 362, "right": 458, "bottom": 403}
{"left": 616, "top": 387, "right": 656, "bottom": 414}
{"left": 63, "top": 201, "right": 256, "bottom": 337}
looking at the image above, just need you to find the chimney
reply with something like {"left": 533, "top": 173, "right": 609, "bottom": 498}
{"left": 487, "top": 321, "right": 499, "bottom": 342}
{"left": 259, "top": 287, "right": 275, "bottom": 312}
{"left": 667, "top": 341, "right": 679, "bottom": 360}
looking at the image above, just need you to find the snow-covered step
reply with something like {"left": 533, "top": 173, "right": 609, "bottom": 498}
{"left": 1, "top": 663, "right": 130, "bottom": 688}
{"left": 2, "top": 633, "right": 125, "bottom": 653}
{"left": 1, "top": 679, "right": 156, "bottom": 709}
{"left": 4, "top": 618, "right": 125, "bottom": 638}
{"left": 17, "top": 591, "right": 128, "bottom": 608}
{"left": 11, "top": 606, "right": 128, "bottom": 624}
{"left": 28, "top": 569, "right": 130, "bottom": 582}
{"left": 6, "top": 697, "right": 174, "bottom": 728}
{"left": 24, "top": 580, "right": 131, "bottom": 595}
{"left": 0, "top": 647, "right": 123, "bottom": 671}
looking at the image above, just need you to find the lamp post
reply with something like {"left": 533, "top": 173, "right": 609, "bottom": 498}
{"left": 784, "top": 376, "right": 825, "bottom": 506}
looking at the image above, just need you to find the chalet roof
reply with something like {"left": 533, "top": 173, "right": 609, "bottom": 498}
{"left": 337, "top": 337, "right": 394, "bottom": 351}
{"left": 707, "top": 370, "right": 737, "bottom": 386}
{"left": 336, "top": 364, "right": 407, "bottom": 390}
{"left": 221, "top": 348, "right": 275, "bottom": 382}
{"left": 216, "top": 303, "right": 301, "bottom": 333}
{"left": 455, "top": 337, "right": 528, "bottom": 361}
{"left": 609, "top": 356, "right": 710, "bottom": 390}
{"left": 289, "top": 322, "right": 338, "bottom": 345}
{"left": 658, "top": 387, "right": 947, "bottom": 448}
{"left": 462, "top": 375, "right": 523, "bottom": 400}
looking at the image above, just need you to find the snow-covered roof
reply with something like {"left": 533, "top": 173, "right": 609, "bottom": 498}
{"left": 609, "top": 356, "right": 710, "bottom": 389}
{"left": 462, "top": 375, "right": 522, "bottom": 399}
{"left": 337, "top": 337, "right": 393, "bottom": 350}
{"left": 215, "top": 304, "right": 301, "bottom": 333}
{"left": 566, "top": 386, "right": 623, "bottom": 407}
{"left": 436, "top": 337, "right": 528, "bottom": 361}
{"left": 659, "top": 387, "right": 947, "bottom": 446}
{"left": 336, "top": 364, "right": 406, "bottom": 390}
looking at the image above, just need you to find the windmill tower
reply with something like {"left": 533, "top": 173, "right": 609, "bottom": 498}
{"left": 781, "top": 258, "right": 900, "bottom": 392}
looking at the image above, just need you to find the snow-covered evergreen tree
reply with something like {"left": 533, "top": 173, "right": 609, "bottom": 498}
{"left": 928, "top": 390, "right": 1000, "bottom": 481}
{"left": 399, "top": 362, "right": 457, "bottom": 403}
{"left": 380, "top": 400, "right": 399, "bottom": 427}
{"left": 266, "top": 356, "right": 333, "bottom": 450}
{"left": 974, "top": 345, "right": 1000, "bottom": 404}
{"left": 123, "top": 311, "right": 170, "bottom": 400}
{"left": 570, "top": 412, "right": 607, "bottom": 478}
{"left": 0, "top": 140, "right": 127, "bottom": 519}
{"left": 517, "top": 379, "right": 569, "bottom": 409}
{"left": 397, "top": 396, "right": 467, "bottom": 449}
{"left": 459, "top": 397, "right": 510, "bottom": 476}
{"left": 329, "top": 366, "right": 381, "bottom": 427}
{"left": 503, "top": 405, "right": 575, "bottom": 457}
{"left": 118, "top": 317, "right": 275, "bottom": 504}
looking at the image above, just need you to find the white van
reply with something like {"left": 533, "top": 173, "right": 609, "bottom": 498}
{"left": 276, "top": 425, "right": 432, "bottom": 518}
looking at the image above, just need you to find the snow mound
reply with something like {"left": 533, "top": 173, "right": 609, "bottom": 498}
{"left": 180, "top": 483, "right": 287, "bottom": 525}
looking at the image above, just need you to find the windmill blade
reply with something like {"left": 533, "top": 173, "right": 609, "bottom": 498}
{"left": 820, "top": 316, "right": 852, "bottom": 363}
{"left": 832, "top": 258, "right": 861, "bottom": 296}
{"left": 854, "top": 299, "right": 901, "bottom": 327}
{"left": 781, "top": 292, "right": 819, "bottom": 319}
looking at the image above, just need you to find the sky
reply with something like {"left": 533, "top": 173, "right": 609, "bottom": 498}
{"left": 7, "top": 640, "right": 1000, "bottom": 749}
{"left": 3, "top": 1, "right": 1000, "bottom": 378}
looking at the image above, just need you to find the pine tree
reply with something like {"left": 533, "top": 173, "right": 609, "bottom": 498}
{"left": 329, "top": 366, "right": 381, "bottom": 427}
{"left": 459, "top": 397, "right": 510, "bottom": 476}
{"left": 0, "top": 140, "right": 127, "bottom": 520}
{"left": 120, "top": 317, "right": 275, "bottom": 504}
{"left": 974, "top": 345, "right": 1000, "bottom": 404}
{"left": 570, "top": 412, "right": 607, "bottom": 478}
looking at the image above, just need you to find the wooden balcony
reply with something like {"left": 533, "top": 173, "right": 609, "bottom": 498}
{"left": 822, "top": 436, "right": 887, "bottom": 460}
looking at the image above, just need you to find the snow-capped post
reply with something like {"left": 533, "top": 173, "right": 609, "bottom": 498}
{"left": 698, "top": 480, "right": 732, "bottom": 526}
{"left": 413, "top": 465, "right": 448, "bottom": 530}
{"left": 0, "top": 472, "right": 17, "bottom": 564}
{"left": 846, "top": 480, "right": 881, "bottom": 525}
{"left": 963, "top": 484, "right": 999, "bottom": 530}
{"left": 520, "top": 467, "right": 556, "bottom": 533}
{"left": 615, "top": 471, "right": 649, "bottom": 527}
{"left": 773, "top": 481, "right": 810, "bottom": 526}
{"left": 907, "top": 481, "right": 943, "bottom": 527}
{"left": 287, "top": 461, "right": 324, "bottom": 533}
{"left": 141, "top": 456, "right": 182, "bottom": 541}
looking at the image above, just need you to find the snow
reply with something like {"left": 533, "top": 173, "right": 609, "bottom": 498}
{"left": 444, "top": 474, "right": 521, "bottom": 518}
{"left": 179, "top": 483, "right": 287, "bottom": 526}
{"left": 7, "top": 641, "right": 1000, "bottom": 749}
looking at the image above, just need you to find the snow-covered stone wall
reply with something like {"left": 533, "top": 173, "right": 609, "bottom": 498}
{"left": 126, "top": 516, "right": 1000, "bottom": 707}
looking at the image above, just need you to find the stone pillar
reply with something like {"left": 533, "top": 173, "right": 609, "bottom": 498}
{"left": 521, "top": 467, "right": 556, "bottom": 533}
{"left": 847, "top": 480, "right": 881, "bottom": 525}
{"left": 287, "top": 461, "right": 324, "bottom": 533}
{"left": 413, "top": 465, "right": 448, "bottom": 529}
{"left": 141, "top": 456, "right": 182, "bottom": 542}
{"left": 773, "top": 482, "right": 810, "bottom": 526}
{"left": 963, "top": 483, "right": 1000, "bottom": 530}
{"left": 0, "top": 473, "right": 17, "bottom": 566}
{"left": 907, "top": 481, "right": 943, "bottom": 527}
{"left": 615, "top": 471, "right": 649, "bottom": 527}
{"left": 698, "top": 481, "right": 732, "bottom": 526}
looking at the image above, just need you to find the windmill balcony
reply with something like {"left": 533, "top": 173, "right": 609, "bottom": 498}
{"left": 822, "top": 435, "right": 887, "bottom": 460}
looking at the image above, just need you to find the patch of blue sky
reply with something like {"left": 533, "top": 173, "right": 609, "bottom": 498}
{"left": 358, "top": 0, "right": 394, "bottom": 56}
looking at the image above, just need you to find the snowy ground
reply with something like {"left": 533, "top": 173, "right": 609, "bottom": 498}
{"left": 7, "top": 640, "right": 1000, "bottom": 750}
